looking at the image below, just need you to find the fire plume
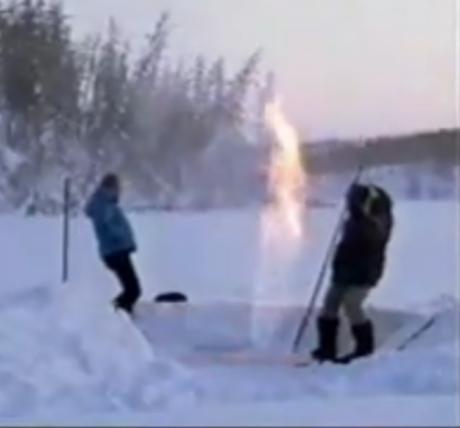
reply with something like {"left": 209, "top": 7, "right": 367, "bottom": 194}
{"left": 264, "top": 99, "right": 307, "bottom": 240}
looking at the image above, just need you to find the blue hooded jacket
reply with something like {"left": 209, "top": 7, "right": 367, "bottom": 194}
{"left": 85, "top": 186, "right": 137, "bottom": 258}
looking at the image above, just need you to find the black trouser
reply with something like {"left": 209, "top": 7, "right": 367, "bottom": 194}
{"left": 103, "top": 251, "right": 141, "bottom": 313}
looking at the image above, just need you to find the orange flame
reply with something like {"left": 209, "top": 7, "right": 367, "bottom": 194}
{"left": 252, "top": 98, "right": 307, "bottom": 339}
{"left": 264, "top": 99, "right": 307, "bottom": 240}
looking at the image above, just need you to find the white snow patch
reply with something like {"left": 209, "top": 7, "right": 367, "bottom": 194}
{"left": 0, "top": 201, "right": 458, "bottom": 425}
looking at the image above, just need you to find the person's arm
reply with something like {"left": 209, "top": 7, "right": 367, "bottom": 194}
{"left": 85, "top": 190, "right": 124, "bottom": 240}
{"left": 343, "top": 213, "right": 379, "bottom": 244}
{"left": 361, "top": 211, "right": 392, "bottom": 245}
{"left": 102, "top": 204, "right": 125, "bottom": 238}
{"left": 104, "top": 204, "right": 137, "bottom": 249}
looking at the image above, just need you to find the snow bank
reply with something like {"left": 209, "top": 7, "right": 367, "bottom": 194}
{"left": 6, "top": 396, "right": 458, "bottom": 427}
{"left": 1, "top": 289, "right": 457, "bottom": 425}
{"left": 0, "top": 283, "right": 197, "bottom": 419}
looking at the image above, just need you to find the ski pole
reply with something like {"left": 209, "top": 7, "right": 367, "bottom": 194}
{"left": 396, "top": 317, "right": 437, "bottom": 351}
{"left": 292, "top": 144, "right": 368, "bottom": 353}
{"left": 62, "top": 177, "right": 71, "bottom": 283}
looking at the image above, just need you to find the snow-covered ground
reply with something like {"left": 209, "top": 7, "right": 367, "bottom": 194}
{"left": 0, "top": 201, "right": 459, "bottom": 426}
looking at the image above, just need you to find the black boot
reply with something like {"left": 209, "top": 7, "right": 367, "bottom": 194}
{"left": 311, "top": 317, "right": 339, "bottom": 362}
{"left": 112, "top": 294, "right": 134, "bottom": 315}
{"left": 337, "top": 320, "right": 374, "bottom": 364}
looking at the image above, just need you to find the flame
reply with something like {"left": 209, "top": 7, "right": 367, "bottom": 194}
{"left": 264, "top": 99, "right": 307, "bottom": 240}
{"left": 252, "top": 98, "right": 307, "bottom": 342}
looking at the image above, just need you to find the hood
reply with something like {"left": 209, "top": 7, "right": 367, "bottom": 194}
{"left": 84, "top": 186, "right": 118, "bottom": 219}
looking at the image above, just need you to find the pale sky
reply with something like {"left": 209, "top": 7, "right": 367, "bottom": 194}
{"left": 62, "top": 0, "right": 458, "bottom": 140}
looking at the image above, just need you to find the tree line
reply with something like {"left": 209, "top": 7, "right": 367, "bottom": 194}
{"left": 0, "top": 0, "right": 274, "bottom": 213}
{"left": 303, "top": 128, "right": 459, "bottom": 200}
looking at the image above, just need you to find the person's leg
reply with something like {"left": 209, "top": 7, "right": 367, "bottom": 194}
{"left": 320, "top": 285, "right": 346, "bottom": 319}
{"left": 104, "top": 253, "right": 141, "bottom": 313}
{"left": 120, "top": 255, "right": 141, "bottom": 310}
{"left": 343, "top": 287, "right": 369, "bottom": 325}
{"left": 341, "top": 287, "right": 374, "bottom": 362}
{"left": 311, "top": 285, "right": 345, "bottom": 361}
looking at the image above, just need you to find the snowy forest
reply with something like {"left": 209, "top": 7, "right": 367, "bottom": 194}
{"left": 0, "top": 0, "right": 275, "bottom": 213}
{"left": 0, "top": 0, "right": 458, "bottom": 214}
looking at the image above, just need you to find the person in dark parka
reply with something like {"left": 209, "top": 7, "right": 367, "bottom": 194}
{"left": 85, "top": 173, "right": 141, "bottom": 315}
{"left": 312, "top": 183, "right": 393, "bottom": 363}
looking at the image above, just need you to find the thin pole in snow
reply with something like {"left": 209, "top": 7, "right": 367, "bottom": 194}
{"left": 396, "top": 317, "right": 437, "bottom": 351}
{"left": 62, "top": 177, "right": 71, "bottom": 283}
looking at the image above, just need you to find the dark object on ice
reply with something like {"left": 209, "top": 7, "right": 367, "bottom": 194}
{"left": 311, "top": 316, "right": 339, "bottom": 362}
{"left": 154, "top": 292, "right": 188, "bottom": 303}
{"left": 332, "top": 184, "right": 393, "bottom": 288}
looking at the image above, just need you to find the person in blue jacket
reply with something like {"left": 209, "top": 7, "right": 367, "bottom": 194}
{"left": 85, "top": 173, "right": 141, "bottom": 314}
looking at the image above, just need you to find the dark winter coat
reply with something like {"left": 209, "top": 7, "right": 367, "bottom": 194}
{"left": 85, "top": 186, "right": 136, "bottom": 258}
{"left": 332, "top": 185, "right": 393, "bottom": 287}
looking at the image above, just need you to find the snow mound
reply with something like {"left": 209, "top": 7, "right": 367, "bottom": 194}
{"left": 0, "top": 285, "right": 457, "bottom": 424}
{"left": 0, "top": 283, "right": 198, "bottom": 418}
